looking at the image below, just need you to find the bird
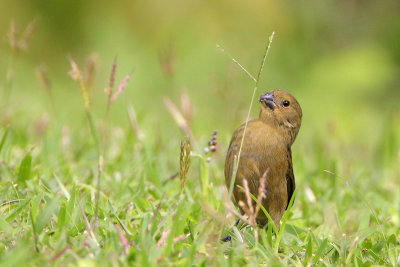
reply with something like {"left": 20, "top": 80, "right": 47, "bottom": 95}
{"left": 224, "top": 89, "right": 302, "bottom": 231}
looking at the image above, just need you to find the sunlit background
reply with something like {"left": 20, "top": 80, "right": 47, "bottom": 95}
{"left": 0, "top": 0, "right": 399, "bottom": 169}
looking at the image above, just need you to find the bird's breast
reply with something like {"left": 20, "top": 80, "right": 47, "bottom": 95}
{"left": 227, "top": 120, "right": 288, "bottom": 179}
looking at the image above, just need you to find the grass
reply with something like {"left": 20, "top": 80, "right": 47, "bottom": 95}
{"left": 0, "top": 32, "right": 400, "bottom": 267}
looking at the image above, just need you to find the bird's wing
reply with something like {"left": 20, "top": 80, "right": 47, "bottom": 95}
{"left": 225, "top": 121, "right": 265, "bottom": 196}
{"left": 286, "top": 147, "right": 295, "bottom": 209}
{"left": 225, "top": 121, "right": 259, "bottom": 179}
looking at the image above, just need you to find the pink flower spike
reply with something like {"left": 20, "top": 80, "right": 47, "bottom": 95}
{"left": 107, "top": 58, "right": 118, "bottom": 97}
{"left": 111, "top": 72, "right": 132, "bottom": 104}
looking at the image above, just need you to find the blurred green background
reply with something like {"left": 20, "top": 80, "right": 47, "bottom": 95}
{"left": 0, "top": 0, "right": 400, "bottom": 156}
{"left": 1, "top": 1, "right": 400, "bottom": 265}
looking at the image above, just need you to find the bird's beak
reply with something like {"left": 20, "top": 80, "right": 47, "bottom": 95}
{"left": 259, "top": 92, "right": 275, "bottom": 110}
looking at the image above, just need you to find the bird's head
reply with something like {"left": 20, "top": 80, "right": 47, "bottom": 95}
{"left": 259, "top": 89, "right": 302, "bottom": 144}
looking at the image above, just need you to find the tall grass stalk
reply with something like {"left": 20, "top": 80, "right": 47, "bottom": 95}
{"left": 68, "top": 58, "right": 100, "bottom": 153}
{"left": 68, "top": 58, "right": 134, "bottom": 230}
{"left": 231, "top": 32, "right": 275, "bottom": 197}
{"left": 97, "top": 59, "right": 132, "bottom": 228}
{"left": 218, "top": 32, "right": 275, "bottom": 240}
{"left": 3, "top": 20, "right": 36, "bottom": 104}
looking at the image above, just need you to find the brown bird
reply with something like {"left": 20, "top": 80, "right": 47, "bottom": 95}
{"left": 225, "top": 89, "right": 302, "bottom": 230}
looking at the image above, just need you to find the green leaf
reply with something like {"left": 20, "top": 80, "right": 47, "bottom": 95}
{"left": 386, "top": 234, "right": 396, "bottom": 245}
{"left": 368, "top": 249, "right": 386, "bottom": 265}
{"left": 306, "top": 236, "right": 313, "bottom": 260}
{"left": 0, "top": 126, "right": 10, "bottom": 154}
{"left": 274, "top": 188, "right": 297, "bottom": 254}
{"left": 312, "top": 238, "right": 328, "bottom": 264}
{"left": 56, "top": 202, "right": 67, "bottom": 235}
{"left": 35, "top": 196, "right": 60, "bottom": 233}
{"left": 266, "top": 221, "right": 273, "bottom": 247}
{"left": 67, "top": 184, "right": 76, "bottom": 222}
{"left": 108, "top": 200, "right": 133, "bottom": 236}
{"left": 17, "top": 153, "right": 32, "bottom": 186}
{"left": 6, "top": 199, "right": 30, "bottom": 222}
{"left": 55, "top": 175, "right": 70, "bottom": 200}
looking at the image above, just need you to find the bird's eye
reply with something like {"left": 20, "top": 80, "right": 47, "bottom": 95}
{"left": 283, "top": 100, "right": 290, "bottom": 107}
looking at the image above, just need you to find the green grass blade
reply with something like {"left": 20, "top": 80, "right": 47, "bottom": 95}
{"left": 35, "top": 196, "right": 60, "bottom": 233}
{"left": 0, "top": 126, "right": 10, "bottom": 154}
{"left": 17, "top": 152, "right": 32, "bottom": 186}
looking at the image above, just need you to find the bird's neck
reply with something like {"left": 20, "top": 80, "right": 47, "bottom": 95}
{"left": 259, "top": 113, "right": 299, "bottom": 147}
